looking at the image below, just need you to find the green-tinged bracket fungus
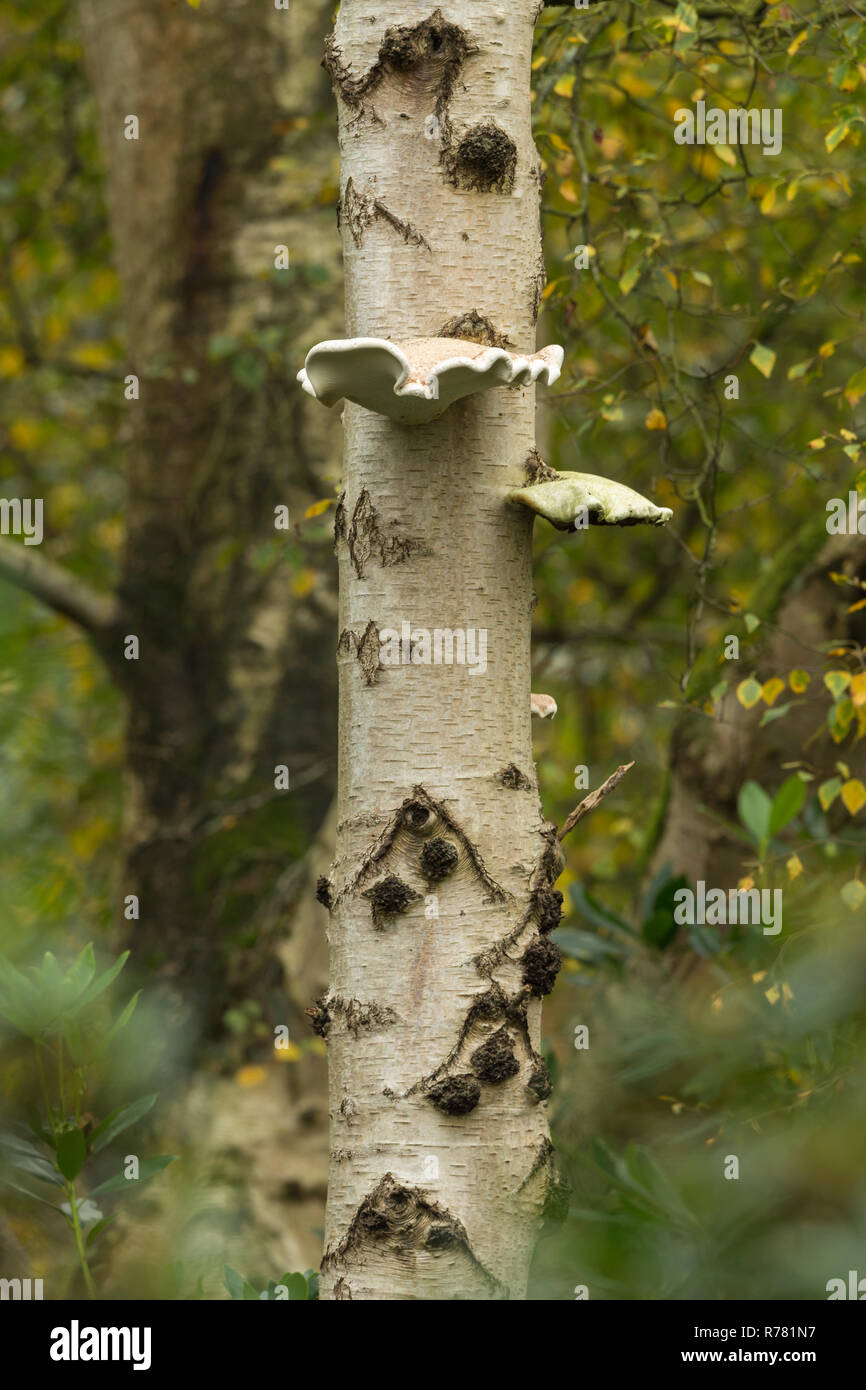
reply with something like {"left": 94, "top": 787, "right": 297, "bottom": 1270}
{"left": 506, "top": 470, "right": 673, "bottom": 531}
{"left": 298, "top": 337, "right": 564, "bottom": 425}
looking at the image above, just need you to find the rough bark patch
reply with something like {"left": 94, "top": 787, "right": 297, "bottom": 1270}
{"left": 329, "top": 994, "right": 400, "bottom": 1038}
{"left": 470, "top": 1026, "right": 520, "bottom": 1083}
{"left": 334, "top": 493, "right": 347, "bottom": 551}
{"left": 474, "top": 822, "right": 564, "bottom": 971}
{"left": 521, "top": 937, "right": 562, "bottom": 997}
{"left": 437, "top": 310, "right": 511, "bottom": 349}
{"left": 524, "top": 448, "right": 558, "bottom": 483}
{"left": 346, "top": 487, "right": 429, "bottom": 578}
{"left": 362, "top": 873, "right": 422, "bottom": 928}
{"left": 526, "top": 1062, "right": 553, "bottom": 1104}
{"left": 315, "top": 875, "right": 333, "bottom": 909}
{"left": 426, "top": 1072, "right": 481, "bottom": 1115}
{"left": 341, "top": 178, "right": 431, "bottom": 251}
{"left": 305, "top": 996, "right": 331, "bottom": 1037}
{"left": 321, "top": 1172, "right": 506, "bottom": 1295}
{"left": 531, "top": 248, "right": 547, "bottom": 323}
{"left": 418, "top": 836, "right": 459, "bottom": 882}
{"left": 442, "top": 120, "right": 517, "bottom": 194}
{"left": 337, "top": 785, "right": 509, "bottom": 908}
{"left": 517, "top": 1137, "right": 554, "bottom": 1193}
{"left": 496, "top": 763, "right": 533, "bottom": 791}
{"left": 322, "top": 10, "right": 473, "bottom": 119}
{"left": 338, "top": 619, "right": 381, "bottom": 685}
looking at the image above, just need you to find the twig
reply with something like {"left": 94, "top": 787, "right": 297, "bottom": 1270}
{"left": 0, "top": 536, "right": 119, "bottom": 634}
{"left": 558, "top": 761, "right": 635, "bottom": 841}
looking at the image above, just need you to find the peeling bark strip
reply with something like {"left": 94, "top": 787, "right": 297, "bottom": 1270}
{"left": 321, "top": 0, "right": 554, "bottom": 1301}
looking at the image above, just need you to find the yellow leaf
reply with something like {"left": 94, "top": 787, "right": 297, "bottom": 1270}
{"left": 559, "top": 178, "right": 578, "bottom": 204}
{"left": 304, "top": 498, "right": 333, "bottom": 519}
{"left": 187, "top": 0, "right": 202, "bottom": 7}
{"left": 786, "top": 854, "right": 803, "bottom": 881}
{"left": 787, "top": 29, "right": 808, "bottom": 56}
{"left": 291, "top": 568, "right": 317, "bottom": 598}
{"left": 0, "top": 346, "right": 25, "bottom": 378}
{"left": 850, "top": 672, "right": 866, "bottom": 706}
{"left": 9, "top": 419, "right": 41, "bottom": 450}
{"left": 760, "top": 187, "right": 776, "bottom": 215}
{"left": 789, "top": 669, "right": 810, "bottom": 694}
{"left": 848, "top": 598, "right": 866, "bottom": 615}
{"left": 554, "top": 75, "right": 575, "bottom": 99}
{"left": 274, "top": 1041, "right": 302, "bottom": 1062}
{"left": 761, "top": 677, "right": 785, "bottom": 706}
{"left": 841, "top": 779, "right": 866, "bottom": 815}
{"left": 235, "top": 1065, "right": 267, "bottom": 1088}
{"left": 547, "top": 132, "right": 569, "bottom": 151}
{"left": 662, "top": 269, "right": 679, "bottom": 290}
{"left": 644, "top": 408, "right": 667, "bottom": 431}
{"left": 819, "top": 341, "right": 836, "bottom": 358}
{"left": 807, "top": 438, "right": 826, "bottom": 449}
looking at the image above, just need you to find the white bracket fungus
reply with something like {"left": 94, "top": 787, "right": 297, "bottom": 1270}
{"left": 530, "top": 694, "right": 557, "bottom": 719}
{"left": 506, "top": 471, "right": 673, "bottom": 531}
{"left": 298, "top": 337, "right": 564, "bottom": 424}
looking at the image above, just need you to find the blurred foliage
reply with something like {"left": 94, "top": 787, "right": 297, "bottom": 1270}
{"left": 0, "top": 0, "right": 123, "bottom": 952}
{"left": 0, "top": 944, "right": 176, "bottom": 1297}
{"left": 528, "top": 0, "right": 866, "bottom": 1300}
{"left": 1, "top": 0, "right": 866, "bottom": 1299}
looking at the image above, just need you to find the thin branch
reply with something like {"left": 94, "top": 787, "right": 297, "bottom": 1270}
{"left": 0, "top": 536, "right": 119, "bottom": 634}
{"left": 558, "top": 762, "right": 635, "bottom": 842}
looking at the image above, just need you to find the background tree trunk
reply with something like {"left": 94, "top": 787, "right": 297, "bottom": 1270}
{"left": 77, "top": 0, "right": 339, "bottom": 1049}
{"left": 317, "top": 0, "right": 560, "bottom": 1301}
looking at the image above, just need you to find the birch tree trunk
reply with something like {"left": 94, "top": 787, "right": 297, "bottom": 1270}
{"left": 315, "top": 0, "right": 563, "bottom": 1301}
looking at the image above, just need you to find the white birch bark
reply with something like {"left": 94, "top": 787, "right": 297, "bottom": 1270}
{"left": 315, "top": 0, "right": 563, "bottom": 1301}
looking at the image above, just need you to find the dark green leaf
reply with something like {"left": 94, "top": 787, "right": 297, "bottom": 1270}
{"left": 90, "top": 1094, "right": 157, "bottom": 1154}
{"left": 56, "top": 1128, "right": 87, "bottom": 1182}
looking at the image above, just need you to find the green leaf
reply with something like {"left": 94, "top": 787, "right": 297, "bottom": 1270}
{"left": 285, "top": 1272, "right": 310, "bottom": 1301}
{"left": 105, "top": 991, "right": 141, "bottom": 1043}
{"left": 56, "top": 1128, "right": 87, "bottom": 1182}
{"left": 555, "top": 927, "right": 629, "bottom": 963}
{"left": 88, "top": 1154, "right": 178, "bottom": 1199}
{"left": 760, "top": 702, "right": 793, "bottom": 727}
{"left": 749, "top": 342, "right": 776, "bottom": 379}
{"left": 224, "top": 1265, "right": 245, "bottom": 1300}
{"left": 0, "top": 1175, "right": 61, "bottom": 1210}
{"left": 68, "top": 951, "right": 129, "bottom": 1016}
{"left": 569, "top": 883, "right": 638, "bottom": 939}
{"left": 768, "top": 775, "right": 806, "bottom": 836}
{"left": 90, "top": 1094, "right": 157, "bottom": 1154}
{"left": 737, "top": 780, "right": 772, "bottom": 846}
{"left": 0, "top": 1133, "right": 65, "bottom": 1186}
{"left": 85, "top": 1215, "right": 117, "bottom": 1248}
